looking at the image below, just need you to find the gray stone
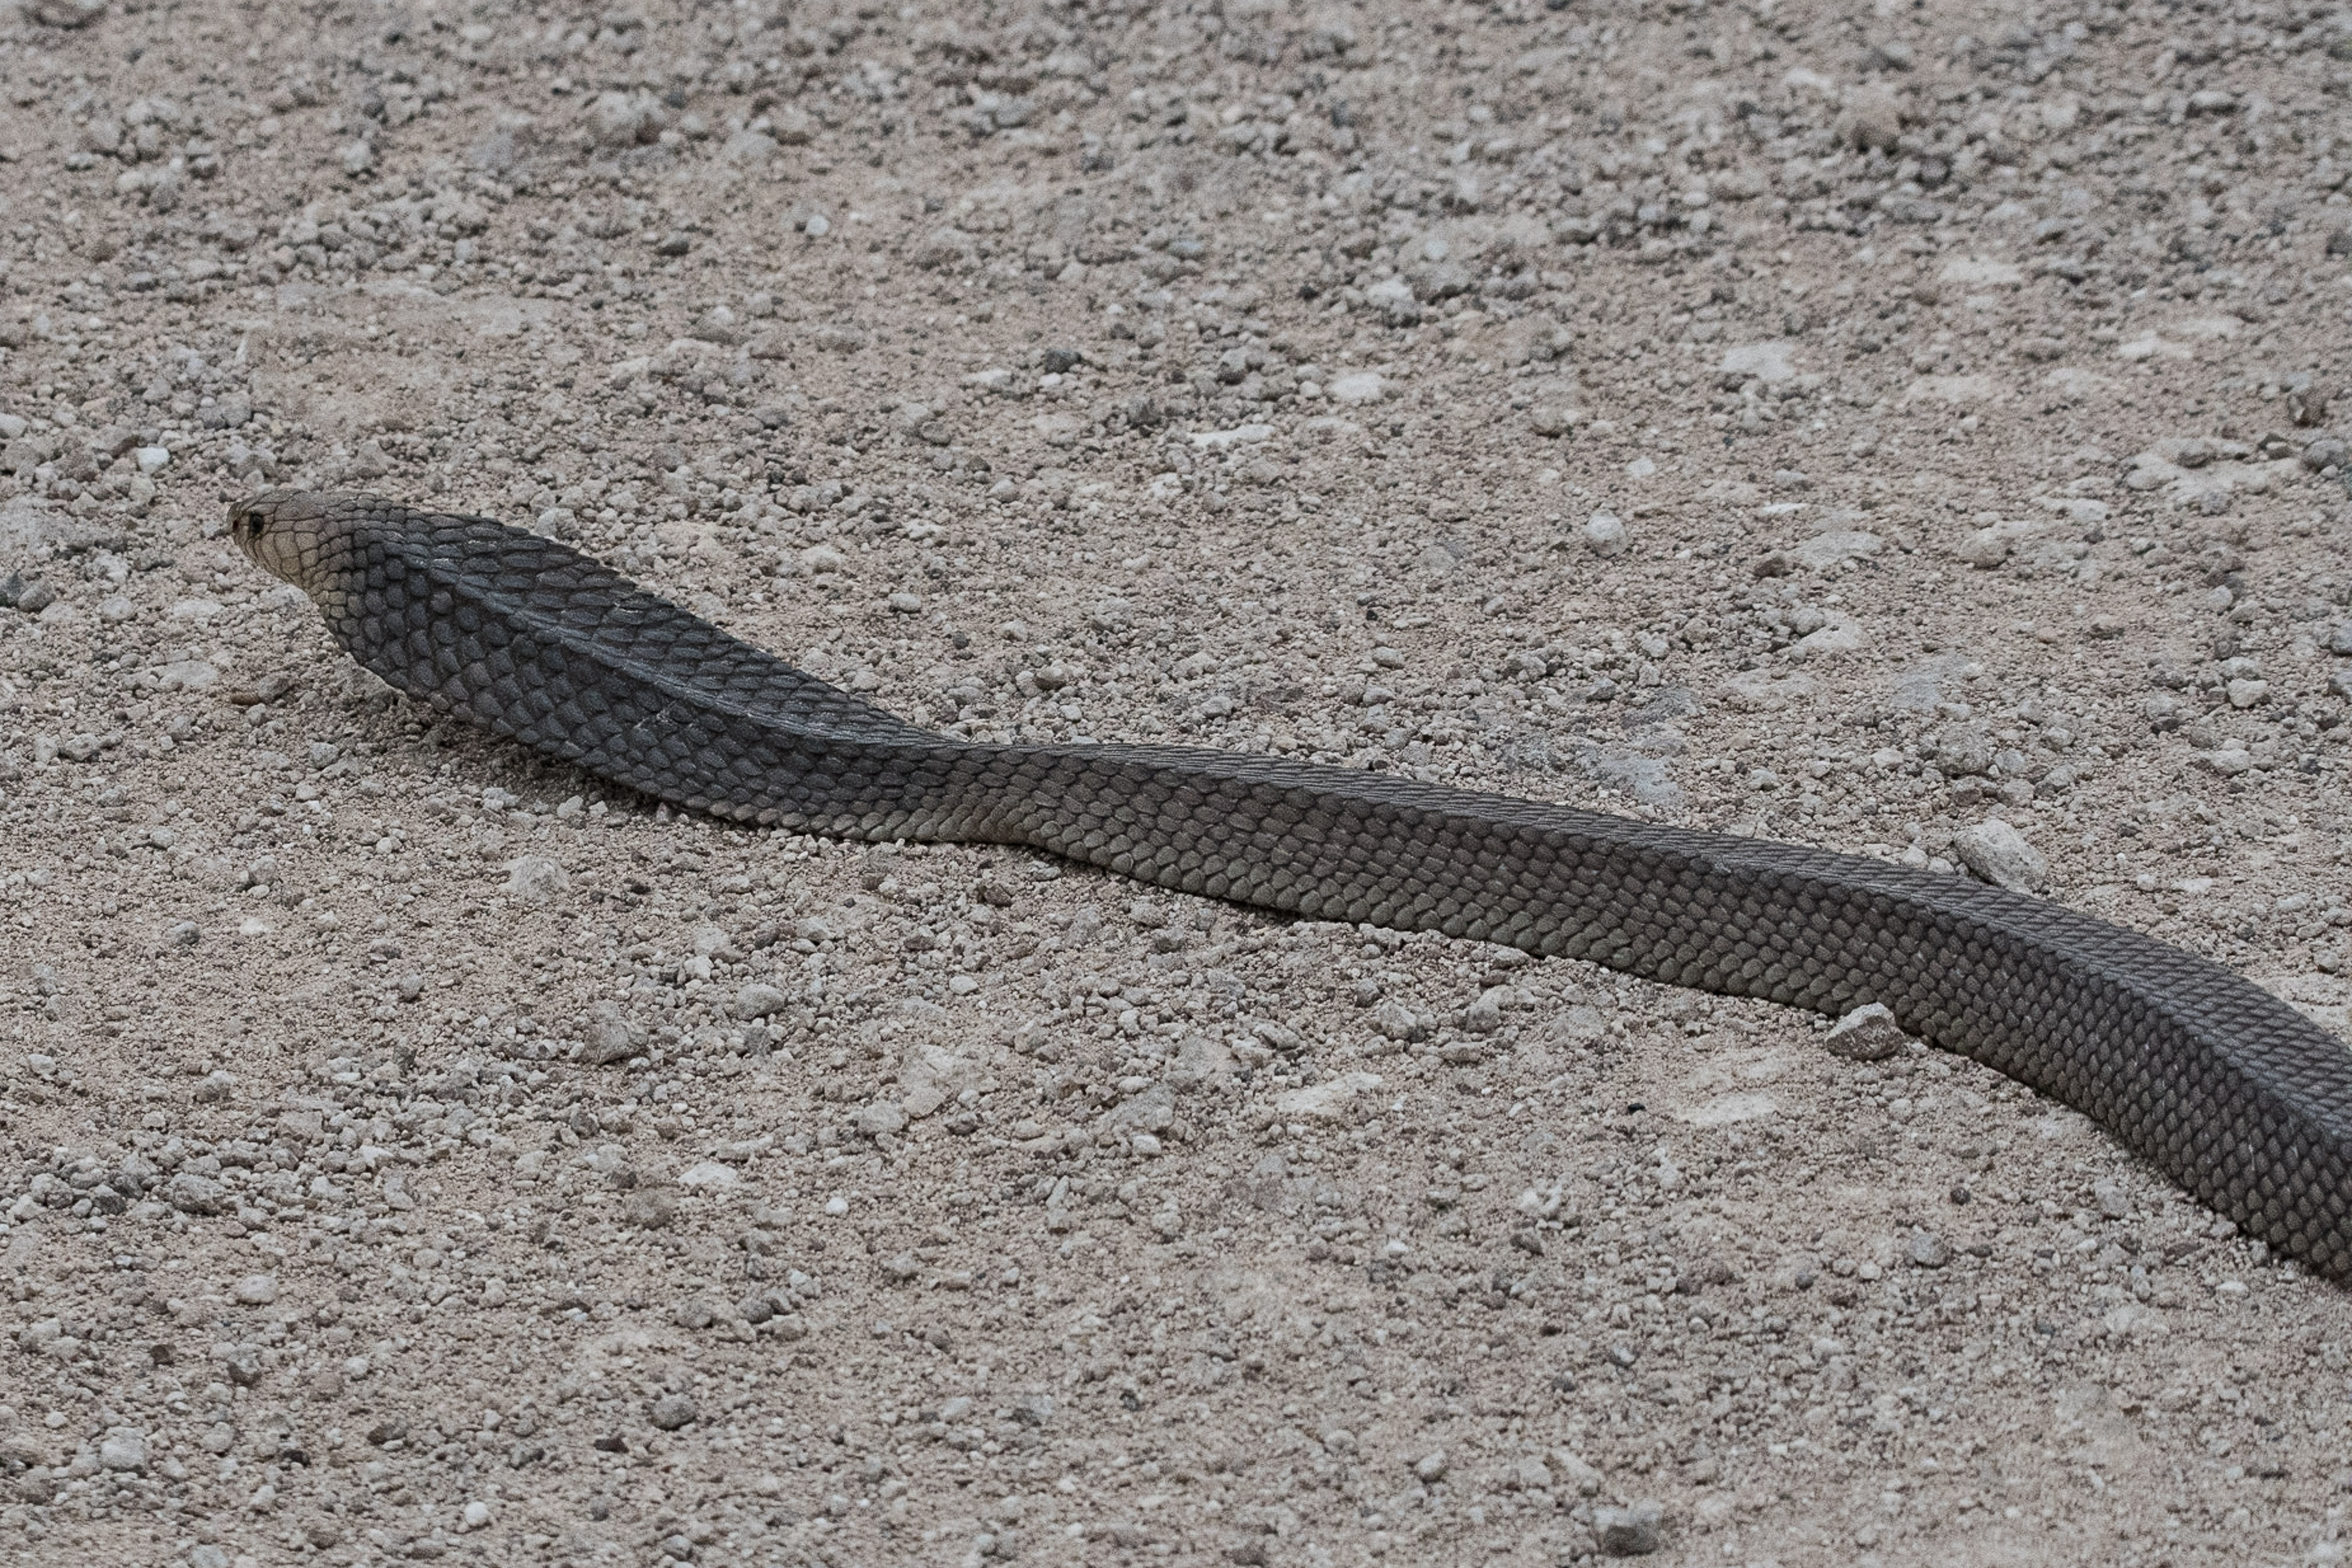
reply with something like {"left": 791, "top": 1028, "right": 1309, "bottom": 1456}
{"left": 1791, "top": 618, "right": 1866, "bottom": 659}
{"left": 1719, "top": 341, "right": 1795, "bottom": 385}
{"left": 232, "top": 1273, "right": 278, "bottom": 1304}
{"left": 1594, "top": 1500, "right": 1663, "bottom": 1556}
{"left": 1791, "top": 530, "right": 1881, "bottom": 571}
{"left": 1418, "top": 541, "right": 1465, "bottom": 574}
{"left": 1928, "top": 725, "right": 1990, "bottom": 777}
{"left": 1957, "top": 527, "right": 2014, "bottom": 569}
{"left": 1362, "top": 276, "right": 1420, "bottom": 324}
{"left": 98, "top": 1427, "right": 146, "bottom": 1473}
{"left": 581, "top": 1001, "right": 638, "bottom": 1066}
{"left": 503, "top": 856, "right": 568, "bottom": 901}
{"left": 164, "top": 1172, "right": 226, "bottom": 1215}
{"left": 1548, "top": 1448, "right": 1605, "bottom": 1496}
{"left": 1412, "top": 1450, "right": 1449, "bottom": 1483}
{"left": 1105, "top": 1080, "right": 1177, "bottom": 1134}
{"left": 623, "top": 1186, "right": 680, "bottom": 1229}
{"left": 912, "top": 227, "right": 977, "bottom": 270}
{"left": 1841, "top": 85, "right": 1904, "bottom": 151}
{"left": 648, "top": 1392, "right": 698, "bottom": 1430}
{"left": 1583, "top": 512, "right": 1629, "bottom": 558}
{"left": 1907, "top": 1230, "right": 1951, "bottom": 1269}
{"left": 1167, "top": 1035, "right": 1233, "bottom": 1089}
{"left": 855, "top": 1100, "right": 908, "bottom": 1138}
{"left": 1271, "top": 1071, "right": 1381, "bottom": 1123}
{"left": 734, "top": 983, "right": 790, "bottom": 1020}
{"left": 769, "top": 105, "right": 814, "bottom": 146}
{"left": 1951, "top": 818, "right": 2047, "bottom": 894}
{"left": 592, "top": 91, "right": 664, "bottom": 148}
{"left": 1825, "top": 1002, "right": 1909, "bottom": 1062}
{"left": 219, "top": 1342, "right": 264, "bottom": 1386}
{"left": 198, "top": 394, "right": 251, "bottom": 430}
{"left": 722, "top": 129, "right": 778, "bottom": 165}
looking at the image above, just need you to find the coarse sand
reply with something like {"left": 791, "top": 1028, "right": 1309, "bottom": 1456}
{"left": 3, "top": 1, "right": 2352, "bottom": 1564}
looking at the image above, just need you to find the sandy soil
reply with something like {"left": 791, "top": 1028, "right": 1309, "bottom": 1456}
{"left": 3, "top": 0, "right": 2351, "bottom": 1564}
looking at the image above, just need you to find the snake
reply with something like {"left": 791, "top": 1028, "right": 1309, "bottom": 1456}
{"left": 228, "top": 489, "right": 2352, "bottom": 1280}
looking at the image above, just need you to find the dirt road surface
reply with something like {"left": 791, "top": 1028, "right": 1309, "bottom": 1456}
{"left": 3, "top": 1, "right": 2351, "bottom": 1564}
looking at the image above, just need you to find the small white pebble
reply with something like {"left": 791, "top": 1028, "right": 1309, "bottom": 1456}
{"left": 1583, "top": 512, "right": 1629, "bottom": 558}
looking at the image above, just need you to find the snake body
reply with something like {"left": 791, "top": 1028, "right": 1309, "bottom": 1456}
{"left": 231, "top": 490, "right": 2352, "bottom": 1279}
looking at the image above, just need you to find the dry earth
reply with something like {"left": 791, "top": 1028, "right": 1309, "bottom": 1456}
{"left": 3, "top": 0, "right": 2352, "bottom": 1565}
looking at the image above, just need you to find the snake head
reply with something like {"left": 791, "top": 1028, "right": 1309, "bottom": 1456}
{"left": 227, "top": 489, "right": 331, "bottom": 589}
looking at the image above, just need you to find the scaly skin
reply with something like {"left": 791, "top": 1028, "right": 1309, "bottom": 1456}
{"left": 231, "top": 489, "right": 2352, "bottom": 1279}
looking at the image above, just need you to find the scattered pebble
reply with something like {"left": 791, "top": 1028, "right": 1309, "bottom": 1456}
{"left": 1950, "top": 819, "right": 2049, "bottom": 894}
{"left": 734, "top": 983, "right": 791, "bottom": 1020}
{"left": 97, "top": 1428, "right": 147, "bottom": 1473}
{"left": 1790, "top": 530, "right": 1880, "bottom": 571}
{"left": 580, "top": 1001, "right": 639, "bottom": 1066}
{"left": 648, "top": 1393, "right": 699, "bottom": 1431}
{"left": 503, "top": 856, "right": 568, "bottom": 901}
{"left": 1583, "top": 512, "right": 1629, "bottom": 558}
{"left": 1825, "top": 1003, "right": 1909, "bottom": 1062}
{"left": 1594, "top": 1500, "right": 1663, "bottom": 1556}
{"left": 1272, "top": 1071, "right": 1382, "bottom": 1122}
{"left": 623, "top": 1186, "right": 680, "bottom": 1230}
{"left": 1719, "top": 341, "right": 1795, "bottom": 385}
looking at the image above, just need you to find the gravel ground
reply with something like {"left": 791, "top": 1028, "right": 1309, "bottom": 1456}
{"left": 4, "top": 1, "right": 2352, "bottom": 1565}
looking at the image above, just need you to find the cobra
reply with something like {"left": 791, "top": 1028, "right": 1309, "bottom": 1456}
{"left": 230, "top": 489, "right": 2352, "bottom": 1279}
